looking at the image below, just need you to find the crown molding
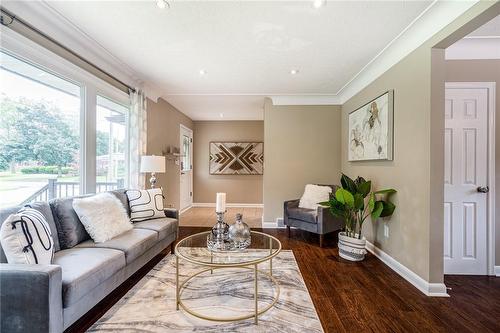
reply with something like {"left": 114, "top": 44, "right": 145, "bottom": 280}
{"left": 0, "top": 0, "right": 162, "bottom": 99}
{"left": 337, "top": 0, "right": 478, "bottom": 104}
{"left": 270, "top": 95, "right": 341, "bottom": 106}
{"left": 1, "top": 1, "right": 480, "bottom": 108}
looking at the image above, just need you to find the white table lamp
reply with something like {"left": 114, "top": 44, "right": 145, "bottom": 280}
{"left": 140, "top": 155, "right": 166, "bottom": 188}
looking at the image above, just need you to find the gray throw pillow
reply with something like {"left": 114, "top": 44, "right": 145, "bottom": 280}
{"left": 26, "top": 202, "right": 61, "bottom": 252}
{"left": 50, "top": 196, "right": 90, "bottom": 249}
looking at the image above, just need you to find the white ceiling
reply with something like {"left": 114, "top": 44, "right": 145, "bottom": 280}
{"left": 2, "top": 1, "right": 481, "bottom": 120}
{"left": 446, "top": 15, "right": 500, "bottom": 60}
{"left": 468, "top": 14, "right": 500, "bottom": 37}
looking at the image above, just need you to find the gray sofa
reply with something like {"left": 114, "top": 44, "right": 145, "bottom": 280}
{"left": 0, "top": 189, "right": 178, "bottom": 333}
{"left": 284, "top": 185, "right": 343, "bottom": 247}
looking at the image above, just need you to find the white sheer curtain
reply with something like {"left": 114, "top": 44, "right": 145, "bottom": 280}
{"left": 129, "top": 89, "right": 147, "bottom": 189}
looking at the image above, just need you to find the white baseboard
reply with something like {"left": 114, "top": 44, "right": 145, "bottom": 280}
{"left": 495, "top": 266, "right": 500, "bottom": 277}
{"left": 192, "top": 203, "right": 263, "bottom": 208}
{"left": 179, "top": 205, "right": 192, "bottom": 215}
{"left": 261, "top": 217, "right": 286, "bottom": 229}
{"left": 365, "top": 241, "right": 449, "bottom": 297}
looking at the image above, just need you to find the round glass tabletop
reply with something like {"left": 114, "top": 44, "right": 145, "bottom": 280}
{"left": 175, "top": 231, "right": 281, "bottom": 267}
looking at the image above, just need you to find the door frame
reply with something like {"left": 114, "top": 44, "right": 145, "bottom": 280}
{"left": 445, "top": 81, "right": 496, "bottom": 275}
{"left": 179, "top": 124, "right": 193, "bottom": 213}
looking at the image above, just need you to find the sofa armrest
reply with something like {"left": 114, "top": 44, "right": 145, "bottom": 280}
{"left": 164, "top": 208, "right": 179, "bottom": 220}
{"left": 317, "top": 206, "right": 344, "bottom": 234}
{"left": 0, "top": 264, "right": 63, "bottom": 333}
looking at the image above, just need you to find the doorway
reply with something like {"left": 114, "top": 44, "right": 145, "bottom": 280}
{"left": 444, "top": 82, "right": 496, "bottom": 275}
{"left": 180, "top": 124, "right": 193, "bottom": 213}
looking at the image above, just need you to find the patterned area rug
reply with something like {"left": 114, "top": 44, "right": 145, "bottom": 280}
{"left": 89, "top": 249, "right": 323, "bottom": 332}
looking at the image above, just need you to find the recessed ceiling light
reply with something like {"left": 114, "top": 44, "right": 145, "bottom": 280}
{"left": 290, "top": 69, "right": 299, "bottom": 75}
{"left": 156, "top": 0, "right": 169, "bottom": 9}
{"left": 199, "top": 69, "right": 207, "bottom": 76}
{"left": 312, "top": 0, "right": 326, "bottom": 9}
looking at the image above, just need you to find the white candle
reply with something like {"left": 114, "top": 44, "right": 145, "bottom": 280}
{"left": 216, "top": 192, "right": 226, "bottom": 213}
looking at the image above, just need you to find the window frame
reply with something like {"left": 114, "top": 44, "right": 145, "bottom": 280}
{"left": 96, "top": 94, "right": 130, "bottom": 190}
{"left": 1, "top": 27, "right": 130, "bottom": 197}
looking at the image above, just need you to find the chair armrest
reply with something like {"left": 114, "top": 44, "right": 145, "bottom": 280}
{"left": 284, "top": 199, "right": 300, "bottom": 210}
{"left": 283, "top": 199, "right": 300, "bottom": 226}
{"left": 0, "top": 264, "right": 63, "bottom": 333}
{"left": 317, "top": 206, "right": 344, "bottom": 234}
{"left": 164, "top": 208, "right": 179, "bottom": 219}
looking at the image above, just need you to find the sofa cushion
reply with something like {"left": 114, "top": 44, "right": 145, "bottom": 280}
{"left": 133, "top": 217, "right": 177, "bottom": 240}
{"left": 25, "top": 202, "right": 61, "bottom": 252}
{"left": 72, "top": 193, "right": 132, "bottom": 243}
{"left": 0, "top": 207, "right": 55, "bottom": 265}
{"left": 50, "top": 196, "right": 91, "bottom": 249}
{"left": 0, "top": 206, "right": 23, "bottom": 263}
{"left": 54, "top": 247, "right": 125, "bottom": 307}
{"left": 75, "top": 229, "right": 157, "bottom": 264}
{"left": 287, "top": 207, "right": 318, "bottom": 224}
{"left": 126, "top": 188, "right": 165, "bottom": 222}
{"left": 109, "top": 189, "right": 131, "bottom": 217}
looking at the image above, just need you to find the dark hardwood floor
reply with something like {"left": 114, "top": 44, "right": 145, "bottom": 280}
{"left": 67, "top": 227, "right": 500, "bottom": 333}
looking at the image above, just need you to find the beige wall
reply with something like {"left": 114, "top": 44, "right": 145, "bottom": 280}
{"left": 193, "top": 121, "right": 264, "bottom": 204}
{"left": 444, "top": 59, "right": 500, "bottom": 265}
{"left": 341, "top": 46, "right": 434, "bottom": 282}
{"left": 147, "top": 98, "right": 193, "bottom": 209}
{"left": 263, "top": 99, "right": 342, "bottom": 222}
{"left": 340, "top": 2, "right": 498, "bottom": 283}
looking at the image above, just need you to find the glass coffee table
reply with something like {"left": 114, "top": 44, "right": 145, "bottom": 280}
{"left": 174, "top": 231, "right": 281, "bottom": 324}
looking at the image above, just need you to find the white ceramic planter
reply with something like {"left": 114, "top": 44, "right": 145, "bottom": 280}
{"left": 338, "top": 232, "right": 367, "bottom": 261}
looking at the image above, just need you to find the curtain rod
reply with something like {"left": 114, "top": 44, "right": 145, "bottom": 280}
{"left": 0, "top": 7, "right": 136, "bottom": 94}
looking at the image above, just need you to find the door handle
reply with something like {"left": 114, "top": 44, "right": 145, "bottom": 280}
{"left": 477, "top": 186, "right": 489, "bottom": 193}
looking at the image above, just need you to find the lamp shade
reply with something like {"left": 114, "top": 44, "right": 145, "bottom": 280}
{"left": 140, "top": 155, "right": 165, "bottom": 173}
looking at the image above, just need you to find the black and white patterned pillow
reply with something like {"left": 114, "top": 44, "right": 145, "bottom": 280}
{"left": 126, "top": 188, "right": 165, "bottom": 222}
{"left": 0, "top": 207, "right": 54, "bottom": 264}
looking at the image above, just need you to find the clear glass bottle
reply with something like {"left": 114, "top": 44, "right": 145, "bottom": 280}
{"left": 228, "top": 213, "right": 251, "bottom": 249}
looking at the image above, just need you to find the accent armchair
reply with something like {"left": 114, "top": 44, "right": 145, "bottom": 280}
{"left": 284, "top": 185, "right": 344, "bottom": 247}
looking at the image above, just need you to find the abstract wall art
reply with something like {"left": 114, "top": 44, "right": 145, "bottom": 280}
{"left": 209, "top": 142, "right": 264, "bottom": 175}
{"left": 348, "top": 90, "right": 394, "bottom": 161}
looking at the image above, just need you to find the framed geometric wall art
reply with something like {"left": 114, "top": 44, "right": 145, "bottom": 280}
{"left": 209, "top": 142, "right": 264, "bottom": 175}
{"left": 348, "top": 90, "right": 394, "bottom": 161}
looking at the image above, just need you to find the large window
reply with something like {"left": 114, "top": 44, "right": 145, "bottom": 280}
{"left": 96, "top": 95, "right": 128, "bottom": 193}
{"left": 0, "top": 43, "right": 130, "bottom": 208}
{"left": 0, "top": 51, "right": 82, "bottom": 207}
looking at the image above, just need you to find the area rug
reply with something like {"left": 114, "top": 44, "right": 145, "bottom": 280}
{"left": 88, "top": 249, "right": 323, "bottom": 332}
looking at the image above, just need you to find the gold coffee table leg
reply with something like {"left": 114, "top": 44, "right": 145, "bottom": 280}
{"left": 254, "top": 264, "right": 258, "bottom": 324}
{"left": 176, "top": 256, "right": 179, "bottom": 310}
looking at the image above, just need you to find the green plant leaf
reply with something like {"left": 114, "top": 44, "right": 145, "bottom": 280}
{"left": 368, "top": 193, "right": 375, "bottom": 212}
{"left": 354, "top": 176, "right": 366, "bottom": 186}
{"left": 374, "top": 188, "right": 397, "bottom": 195}
{"left": 353, "top": 193, "right": 364, "bottom": 210}
{"left": 358, "top": 180, "right": 371, "bottom": 197}
{"left": 335, "top": 188, "right": 354, "bottom": 208}
{"left": 371, "top": 201, "right": 384, "bottom": 221}
{"left": 380, "top": 201, "right": 396, "bottom": 217}
{"left": 318, "top": 201, "right": 330, "bottom": 207}
{"left": 341, "top": 174, "right": 357, "bottom": 193}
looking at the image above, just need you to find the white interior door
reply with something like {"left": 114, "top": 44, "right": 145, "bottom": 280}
{"left": 180, "top": 125, "right": 193, "bottom": 212}
{"left": 444, "top": 85, "right": 490, "bottom": 275}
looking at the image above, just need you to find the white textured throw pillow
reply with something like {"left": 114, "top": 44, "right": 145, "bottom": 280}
{"left": 299, "top": 184, "right": 332, "bottom": 210}
{"left": 0, "top": 208, "right": 54, "bottom": 264}
{"left": 72, "top": 192, "right": 132, "bottom": 243}
{"left": 126, "top": 188, "right": 165, "bottom": 222}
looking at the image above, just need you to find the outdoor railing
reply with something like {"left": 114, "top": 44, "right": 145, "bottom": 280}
{"left": 21, "top": 178, "right": 125, "bottom": 205}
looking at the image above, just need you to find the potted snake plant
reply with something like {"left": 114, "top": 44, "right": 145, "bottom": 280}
{"left": 320, "top": 174, "right": 396, "bottom": 261}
